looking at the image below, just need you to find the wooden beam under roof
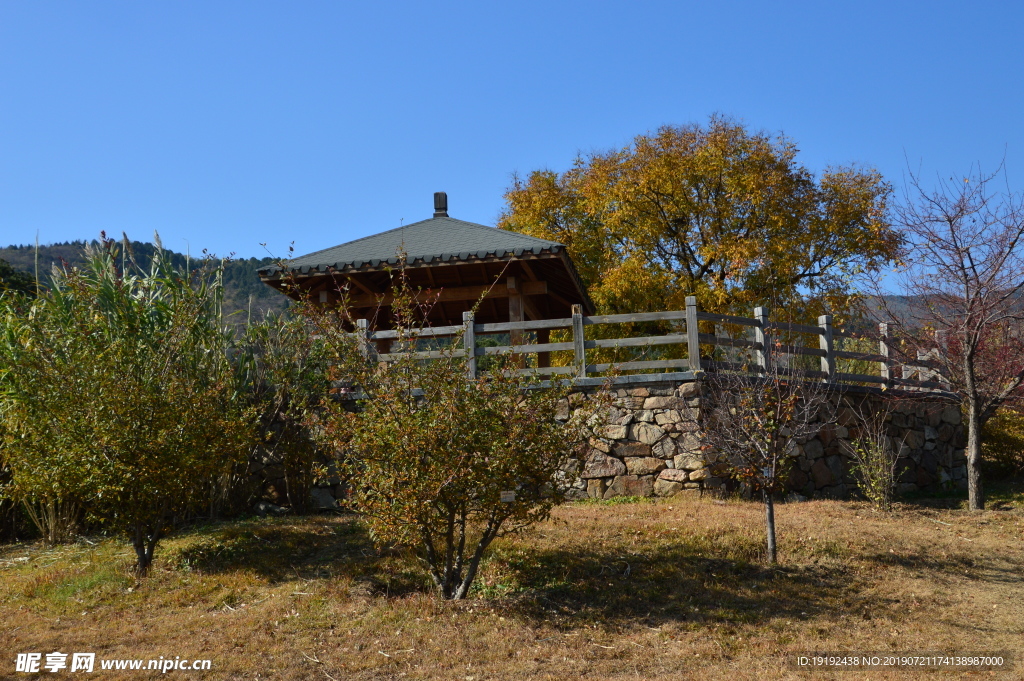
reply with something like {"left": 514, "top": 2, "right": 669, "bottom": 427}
{"left": 345, "top": 281, "right": 547, "bottom": 308}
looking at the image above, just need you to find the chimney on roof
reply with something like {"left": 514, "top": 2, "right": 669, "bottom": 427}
{"left": 433, "top": 192, "right": 448, "bottom": 218}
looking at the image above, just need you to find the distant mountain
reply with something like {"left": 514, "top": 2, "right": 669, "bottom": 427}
{"left": 0, "top": 240, "right": 290, "bottom": 324}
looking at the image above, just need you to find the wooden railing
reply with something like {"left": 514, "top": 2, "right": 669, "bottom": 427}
{"left": 353, "top": 297, "right": 947, "bottom": 390}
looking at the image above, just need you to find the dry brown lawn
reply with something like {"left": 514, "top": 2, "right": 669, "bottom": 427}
{"left": 1, "top": 491, "right": 1022, "bottom": 680}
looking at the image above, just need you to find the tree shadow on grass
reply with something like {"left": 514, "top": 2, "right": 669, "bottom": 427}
{"left": 170, "top": 514, "right": 431, "bottom": 596}
{"left": 481, "top": 540, "right": 857, "bottom": 629}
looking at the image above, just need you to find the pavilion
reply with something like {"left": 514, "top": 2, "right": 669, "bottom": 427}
{"left": 257, "top": 192, "right": 595, "bottom": 333}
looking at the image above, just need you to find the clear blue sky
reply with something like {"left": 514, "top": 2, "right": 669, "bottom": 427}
{"left": 2, "top": 1, "right": 1022, "bottom": 260}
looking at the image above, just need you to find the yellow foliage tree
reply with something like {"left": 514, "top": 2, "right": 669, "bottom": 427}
{"left": 499, "top": 116, "right": 901, "bottom": 320}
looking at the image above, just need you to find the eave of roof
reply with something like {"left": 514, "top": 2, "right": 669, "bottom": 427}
{"left": 257, "top": 216, "right": 565, "bottom": 276}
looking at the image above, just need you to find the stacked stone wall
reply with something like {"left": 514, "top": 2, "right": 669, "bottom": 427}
{"left": 567, "top": 380, "right": 966, "bottom": 501}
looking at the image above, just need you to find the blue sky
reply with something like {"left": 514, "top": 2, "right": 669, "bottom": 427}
{"left": 1, "top": 1, "right": 1022, "bottom": 261}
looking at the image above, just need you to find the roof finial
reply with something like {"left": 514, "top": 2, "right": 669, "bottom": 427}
{"left": 433, "top": 192, "right": 448, "bottom": 218}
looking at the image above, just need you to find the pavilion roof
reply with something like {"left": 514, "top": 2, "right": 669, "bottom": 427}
{"left": 258, "top": 216, "right": 567, "bottom": 276}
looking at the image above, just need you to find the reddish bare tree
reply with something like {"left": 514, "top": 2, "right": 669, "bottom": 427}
{"left": 878, "top": 165, "right": 1024, "bottom": 510}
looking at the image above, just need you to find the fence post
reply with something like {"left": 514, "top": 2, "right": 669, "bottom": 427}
{"left": 754, "top": 306, "right": 770, "bottom": 374}
{"left": 463, "top": 310, "right": 477, "bottom": 380}
{"left": 934, "top": 329, "right": 949, "bottom": 390}
{"left": 686, "top": 296, "right": 701, "bottom": 372}
{"left": 818, "top": 314, "right": 835, "bottom": 382}
{"left": 916, "top": 349, "right": 932, "bottom": 387}
{"left": 878, "top": 322, "right": 890, "bottom": 389}
{"left": 354, "top": 317, "right": 374, "bottom": 360}
{"left": 571, "top": 304, "right": 586, "bottom": 378}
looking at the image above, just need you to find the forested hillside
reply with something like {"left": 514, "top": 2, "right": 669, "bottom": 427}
{"left": 0, "top": 240, "right": 289, "bottom": 322}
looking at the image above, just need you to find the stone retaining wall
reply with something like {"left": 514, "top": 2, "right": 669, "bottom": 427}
{"left": 251, "top": 379, "right": 966, "bottom": 511}
{"left": 563, "top": 380, "right": 966, "bottom": 501}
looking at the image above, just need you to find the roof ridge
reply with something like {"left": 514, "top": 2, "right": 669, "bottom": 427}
{"left": 287, "top": 216, "right": 562, "bottom": 265}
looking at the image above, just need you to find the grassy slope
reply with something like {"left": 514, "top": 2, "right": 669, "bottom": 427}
{"left": 1, "top": 491, "right": 1021, "bottom": 680}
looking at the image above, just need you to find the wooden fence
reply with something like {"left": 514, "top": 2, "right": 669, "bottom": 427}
{"left": 353, "top": 296, "right": 946, "bottom": 390}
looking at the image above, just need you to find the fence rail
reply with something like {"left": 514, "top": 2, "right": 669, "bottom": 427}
{"left": 354, "top": 297, "right": 947, "bottom": 391}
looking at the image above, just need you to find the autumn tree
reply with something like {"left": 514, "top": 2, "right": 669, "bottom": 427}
{"left": 699, "top": 362, "right": 837, "bottom": 564}
{"left": 877, "top": 166, "right": 1024, "bottom": 511}
{"left": 0, "top": 236, "right": 253, "bottom": 572}
{"left": 500, "top": 116, "right": 901, "bottom": 320}
{"left": 303, "top": 273, "right": 597, "bottom": 599}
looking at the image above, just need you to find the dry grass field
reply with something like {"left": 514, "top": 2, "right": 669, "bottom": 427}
{"left": 1, "top": 487, "right": 1022, "bottom": 680}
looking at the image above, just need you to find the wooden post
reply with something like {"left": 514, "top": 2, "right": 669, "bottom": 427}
{"left": 537, "top": 328, "right": 551, "bottom": 368}
{"left": 507, "top": 276, "right": 525, "bottom": 369}
{"left": 355, "top": 319, "right": 374, "bottom": 361}
{"left": 754, "top": 306, "right": 770, "bottom": 375}
{"left": 463, "top": 310, "right": 477, "bottom": 380}
{"left": 818, "top": 314, "right": 835, "bottom": 382}
{"left": 686, "top": 296, "right": 700, "bottom": 372}
{"left": 917, "top": 349, "right": 932, "bottom": 386}
{"left": 934, "top": 329, "right": 949, "bottom": 390}
{"left": 571, "top": 304, "right": 586, "bottom": 378}
{"left": 879, "top": 322, "right": 890, "bottom": 389}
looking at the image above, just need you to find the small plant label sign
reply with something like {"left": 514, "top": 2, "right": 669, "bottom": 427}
{"left": 500, "top": 491, "right": 516, "bottom": 503}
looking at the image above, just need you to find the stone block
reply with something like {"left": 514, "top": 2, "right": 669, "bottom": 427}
{"left": 654, "top": 479, "right": 684, "bottom": 497}
{"left": 677, "top": 382, "right": 700, "bottom": 397}
{"left": 658, "top": 468, "right": 689, "bottom": 482}
{"left": 825, "top": 454, "right": 843, "bottom": 482}
{"left": 674, "top": 453, "right": 705, "bottom": 470}
{"left": 819, "top": 485, "right": 844, "bottom": 499}
{"left": 838, "top": 408, "right": 858, "bottom": 426}
{"left": 587, "top": 478, "right": 607, "bottom": 499}
{"left": 903, "top": 429, "right": 925, "bottom": 449}
{"left": 644, "top": 396, "right": 686, "bottom": 410}
{"left": 582, "top": 452, "right": 627, "bottom": 479}
{"left": 788, "top": 467, "right": 809, "bottom": 490}
{"left": 652, "top": 438, "right": 677, "bottom": 459}
{"left": 604, "top": 474, "right": 654, "bottom": 498}
{"left": 896, "top": 460, "right": 916, "bottom": 483}
{"left": 803, "top": 439, "right": 825, "bottom": 460}
{"left": 613, "top": 441, "right": 651, "bottom": 459}
{"left": 941, "top": 405, "right": 962, "bottom": 425}
{"left": 631, "top": 421, "right": 666, "bottom": 445}
{"left": 916, "top": 467, "right": 934, "bottom": 488}
{"left": 654, "top": 412, "right": 676, "bottom": 426}
{"left": 628, "top": 387, "right": 650, "bottom": 397}
{"left": 598, "top": 424, "right": 628, "bottom": 440}
{"left": 635, "top": 409, "right": 656, "bottom": 423}
{"left": 689, "top": 467, "right": 711, "bottom": 481}
{"left": 810, "top": 459, "right": 833, "bottom": 488}
{"left": 625, "top": 456, "right": 666, "bottom": 476}
{"left": 676, "top": 432, "right": 702, "bottom": 454}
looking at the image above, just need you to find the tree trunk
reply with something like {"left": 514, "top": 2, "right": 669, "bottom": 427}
{"left": 763, "top": 489, "right": 777, "bottom": 564}
{"left": 132, "top": 533, "right": 153, "bottom": 576}
{"left": 965, "top": 402, "right": 985, "bottom": 511}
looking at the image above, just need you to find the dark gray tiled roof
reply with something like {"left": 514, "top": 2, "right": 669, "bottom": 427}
{"left": 259, "top": 216, "right": 565, "bottom": 275}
